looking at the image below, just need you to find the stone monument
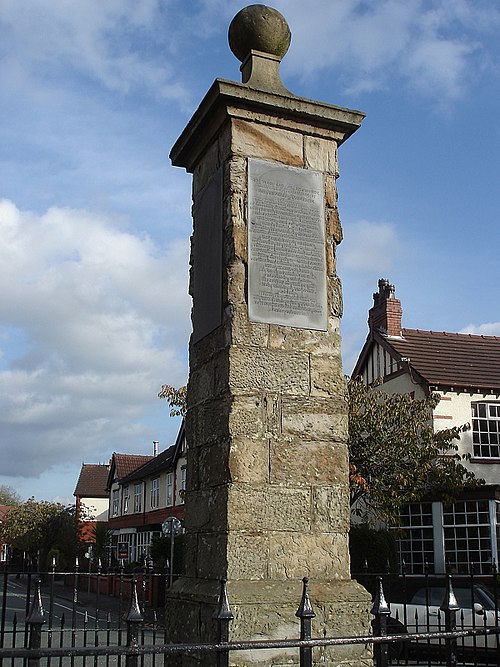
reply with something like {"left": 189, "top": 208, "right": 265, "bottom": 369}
{"left": 166, "top": 5, "right": 371, "bottom": 665}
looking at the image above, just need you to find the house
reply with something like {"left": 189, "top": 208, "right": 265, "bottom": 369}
{"left": 353, "top": 278, "right": 500, "bottom": 575}
{"left": 106, "top": 423, "right": 187, "bottom": 565}
{"left": 73, "top": 463, "right": 110, "bottom": 543}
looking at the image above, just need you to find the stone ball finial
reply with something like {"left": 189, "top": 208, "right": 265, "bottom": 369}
{"left": 228, "top": 5, "right": 291, "bottom": 63}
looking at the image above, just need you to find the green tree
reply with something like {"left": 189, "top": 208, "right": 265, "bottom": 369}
{"left": 0, "top": 485, "right": 22, "bottom": 506}
{"left": 158, "top": 384, "right": 186, "bottom": 417}
{"left": 348, "top": 376, "right": 482, "bottom": 525}
{"left": 91, "top": 522, "right": 112, "bottom": 567}
{"left": 0, "top": 498, "right": 83, "bottom": 570}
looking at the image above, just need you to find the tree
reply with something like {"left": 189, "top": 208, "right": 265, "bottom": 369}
{"left": 0, "top": 498, "right": 83, "bottom": 570}
{"left": 348, "top": 376, "right": 482, "bottom": 525}
{"left": 0, "top": 485, "right": 22, "bottom": 506}
{"left": 158, "top": 384, "right": 186, "bottom": 417}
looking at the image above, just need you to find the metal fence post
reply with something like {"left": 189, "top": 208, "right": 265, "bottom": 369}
{"left": 295, "top": 577, "right": 315, "bottom": 667}
{"left": 371, "top": 576, "right": 390, "bottom": 667}
{"left": 26, "top": 579, "right": 46, "bottom": 667}
{"left": 215, "top": 578, "right": 234, "bottom": 667}
{"left": 440, "top": 574, "right": 460, "bottom": 667}
{"left": 126, "top": 578, "right": 144, "bottom": 667}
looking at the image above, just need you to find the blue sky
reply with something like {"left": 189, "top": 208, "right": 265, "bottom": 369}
{"left": 1, "top": 0, "right": 499, "bottom": 504}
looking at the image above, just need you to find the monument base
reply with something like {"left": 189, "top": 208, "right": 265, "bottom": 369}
{"left": 165, "top": 577, "right": 372, "bottom": 666}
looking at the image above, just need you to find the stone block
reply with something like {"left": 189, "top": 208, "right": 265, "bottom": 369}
{"left": 263, "top": 392, "right": 281, "bottom": 438}
{"left": 228, "top": 437, "right": 270, "bottom": 484}
{"left": 198, "top": 440, "right": 232, "bottom": 487}
{"left": 310, "top": 353, "right": 347, "bottom": 400}
{"left": 228, "top": 394, "right": 266, "bottom": 438}
{"left": 227, "top": 485, "right": 311, "bottom": 531}
{"left": 188, "top": 349, "right": 231, "bottom": 407}
{"left": 230, "top": 300, "right": 270, "bottom": 347}
{"left": 304, "top": 135, "right": 339, "bottom": 176}
{"left": 229, "top": 347, "right": 310, "bottom": 394}
{"left": 185, "top": 486, "right": 228, "bottom": 532}
{"left": 227, "top": 531, "right": 270, "bottom": 579}
{"left": 326, "top": 206, "right": 343, "bottom": 244}
{"left": 227, "top": 156, "right": 247, "bottom": 194}
{"left": 329, "top": 276, "right": 343, "bottom": 318}
{"left": 268, "top": 531, "right": 350, "bottom": 579}
{"left": 226, "top": 260, "right": 246, "bottom": 305}
{"left": 192, "top": 136, "right": 221, "bottom": 194}
{"left": 268, "top": 322, "right": 341, "bottom": 354}
{"left": 312, "top": 485, "right": 350, "bottom": 533}
{"left": 324, "top": 174, "right": 338, "bottom": 207}
{"left": 231, "top": 118, "right": 303, "bottom": 166}
{"left": 270, "top": 440, "right": 349, "bottom": 486}
{"left": 195, "top": 532, "right": 229, "bottom": 578}
{"left": 281, "top": 395, "right": 347, "bottom": 438}
{"left": 186, "top": 397, "right": 231, "bottom": 449}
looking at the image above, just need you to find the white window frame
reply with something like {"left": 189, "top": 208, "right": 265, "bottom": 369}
{"left": 166, "top": 472, "right": 174, "bottom": 507}
{"left": 396, "top": 500, "right": 499, "bottom": 575}
{"left": 150, "top": 478, "right": 160, "bottom": 509}
{"left": 472, "top": 402, "right": 500, "bottom": 459}
{"left": 178, "top": 466, "right": 187, "bottom": 505}
{"left": 112, "top": 489, "right": 119, "bottom": 517}
{"left": 133, "top": 482, "right": 142, "bottom": 513}
{"left": 123, "top": 485, "right": 129, "bottom": 514}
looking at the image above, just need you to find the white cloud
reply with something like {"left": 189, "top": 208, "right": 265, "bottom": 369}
{"left": 274, "top": 0, "right": 498, "bottom": 101}
{"left": 460, "top": 322, "right": 500, "bottom": 336}
{"left": 0, "top": 199, "right": 190, "bottom": 478}
{"left": 0, "top": 0, "right": 190, "bottom": 103}
{"left": 339, "top": 219, "right": 399, "bottom": 273}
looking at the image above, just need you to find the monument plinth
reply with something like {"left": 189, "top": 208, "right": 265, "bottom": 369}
{"left": 167, "top": 5, "right": 371, "bottom": 665}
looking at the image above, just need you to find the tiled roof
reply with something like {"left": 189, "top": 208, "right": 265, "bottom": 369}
{"left": 0, "top": 505, "right": 11, "bottom": 522}
{"left": 387, "top": 328, "right": 500, "bottom": 390}
{"left": 74, "top": 464, "right": 110, "bottom": 498}
{"left": 113, "top": 454, "right": 153, "bottom": 480}
{"left": 121, "top": 445, "right": 176, "bottom": 484}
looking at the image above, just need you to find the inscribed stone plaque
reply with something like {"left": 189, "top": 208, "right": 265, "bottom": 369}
{"left": 248, "top": 158, "right": 327, "bottom": 330}
{"left": 192, "top": 168, "right": 222, "bottom": 343}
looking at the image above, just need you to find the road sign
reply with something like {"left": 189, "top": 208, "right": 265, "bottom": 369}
{"left": 162, "top": 517, "right": 182, "bottom": 536}
{"left": 117, "top": 542, "right": 128, "bottom": 559}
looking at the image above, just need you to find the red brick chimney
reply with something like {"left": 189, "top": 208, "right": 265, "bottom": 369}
{"left": 368, "top": 278, "right": 402, "bottom": 337}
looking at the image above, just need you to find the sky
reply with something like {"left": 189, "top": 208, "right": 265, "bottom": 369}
{"left": 1, "top": 0, "right": 499, "bottom": 505}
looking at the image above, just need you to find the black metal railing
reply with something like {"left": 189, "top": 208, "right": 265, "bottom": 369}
{"left": 1, "top": 564, "right": 499, "bottom": 666}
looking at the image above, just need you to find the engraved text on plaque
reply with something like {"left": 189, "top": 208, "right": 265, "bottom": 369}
{"left": 248, "top": 158, "right": 327, "bottom": 330}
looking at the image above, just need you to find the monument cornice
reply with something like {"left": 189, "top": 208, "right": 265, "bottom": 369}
{"left": 170, "top": 77, "right": 365, "bottom": 172}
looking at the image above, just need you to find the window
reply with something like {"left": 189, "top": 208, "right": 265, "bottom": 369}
{"left": 133, "top": 483, "right": 142, "bottom": 513}
{"left": 472, "top": 402, "right": 500, "bottom": 458}
{"left": 179, "top": 466, "right": 187, "bottom": 504}
{"left": 150, "top": 478, "right": 160, "bottom": 509}
{"left": 112, "top": 489, "right": 119, "bottom": 517}
{"left": 443, "top": 500, "right": 492, "bottom": 573}
{"left": 396, "top": 503, "right": 435, "bottom": 574}
{"left": 396, "top": 500, "right": 500, "bottom": 575}
{"left": 123, "top": 486, "right": 129, "bottom": 514}
{"left": 166, "top": 472, "right": 174, "bottom": 507}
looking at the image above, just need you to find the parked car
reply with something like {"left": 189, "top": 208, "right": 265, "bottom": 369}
{"left": 388, "top": 576, "right": 500, "bottom": 661}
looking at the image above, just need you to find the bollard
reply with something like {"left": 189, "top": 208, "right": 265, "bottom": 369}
{"left": 27, "top": 579, "right": 46, "bottom": 667}
{"left": 372, "top": 576, "right": 390, "bottom": 667}
{"left": 215, "top": 579, "right": 234, "bottom": 667}
{"left": 295, "top": 577, "right": 315, "bottom": 667}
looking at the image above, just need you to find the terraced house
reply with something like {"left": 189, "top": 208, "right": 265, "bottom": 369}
{"left": 353, "top": 279, "right": 500, "bottom": 575}
{"left": 106, "top": 423, "right": 186, "bottom": 565}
